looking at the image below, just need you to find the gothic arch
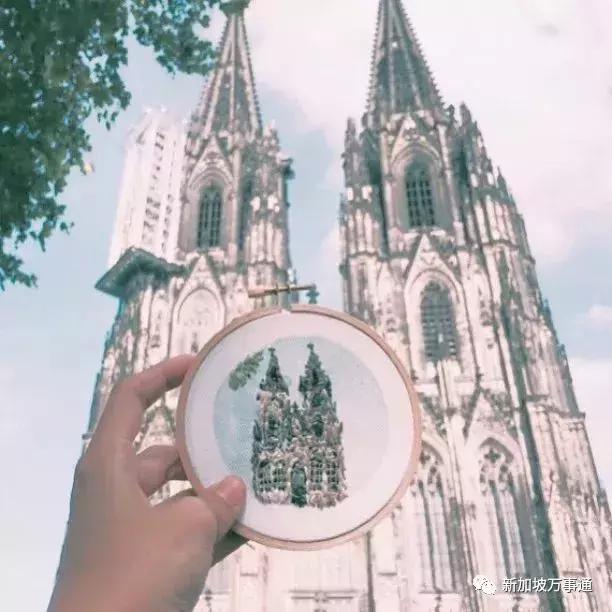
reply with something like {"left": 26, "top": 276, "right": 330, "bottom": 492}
{"left": 465, "top": 423, "right": 522, "bottom": 464}
{"left": 185, "top": 135, "right": 233, "bottom": 195}
{"left": 473, "top": 438, "right": 531, "bottom": 582}
{"left": 391, "top": 139, "right": 440, "bottom": 177}
{"left": 172, "top": 287, "right": 223, "bottom": 355}
{"left": 179, "top": 163, "right": 233, "bottom": 253}
{"left": 389, "top": 144, "right": 453, "bottom": 232}
{"left": 197, "top": 183, "right": 223, "bottom": 248}
{"left": 405, "top": 161, "right": 436, "bottom": 229}
{"left": 407, "top": 443, "right": 456, "bottom": 593}
{"left": 463, "top": 426, "right": 523, "bottom": 480}
{"left": 404, "top": 268, "right": 471, "bottom": 377}
{"left": 408, "top": 264, "right": 461, "bottom": 299}
{"left": 187, "top": 160, "right": 232, "bottom": 198}
{"left": 419, "top": 433, "right": 450, "bottom": 472}
{"left": 420, "top": 281, "right": 459, "bottom": 361}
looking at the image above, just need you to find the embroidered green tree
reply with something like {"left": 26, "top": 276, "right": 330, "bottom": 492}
{"left": 228, "top": 350, "right": 264, "bottom": 390}
{"left": 260, "top": 348, "right": 289, "bottom": 394}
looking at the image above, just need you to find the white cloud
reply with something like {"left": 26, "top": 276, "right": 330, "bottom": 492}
{"left": 582, "top": 304, "right": 612, "bottom": 329}
{"left": 248, "top": 0, "right": 375, "bottom": 146}
{"left": 570, "top": 356, "right": 612, "bottom": 489}
{"left": 245, "top": 0, "right": 612, "bottom": 265}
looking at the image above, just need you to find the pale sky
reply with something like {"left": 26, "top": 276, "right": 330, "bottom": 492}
{"left": 1, "top": 1, "right": 611, "bottom": 609}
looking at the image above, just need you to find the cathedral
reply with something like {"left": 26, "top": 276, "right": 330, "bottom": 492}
{"left": 251, "top": 346, "right": 347, "bottom": 509}
{"left": 85, "top": 0, "right": 612, "bottom": 610}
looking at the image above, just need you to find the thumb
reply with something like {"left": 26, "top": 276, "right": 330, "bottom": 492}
{"left": 201, "top": 476, "right": 247, "bottom": 541}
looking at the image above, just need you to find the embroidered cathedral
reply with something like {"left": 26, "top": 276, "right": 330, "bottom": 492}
{"left": 251, "top": 346, "right": 347, "bottom": 509}
{"left": 85, "top": 0, "right": 612, "bottom": 610}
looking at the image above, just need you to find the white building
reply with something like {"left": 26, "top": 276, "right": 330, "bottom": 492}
{"left": 85, "top": 1, "right": 612, "bottom": 610}
{"left": 107, "top": 108, "right": 185, "bottom": 267}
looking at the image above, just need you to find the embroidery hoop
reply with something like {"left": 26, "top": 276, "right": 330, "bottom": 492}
{"left": 176, "top": 290, "right": 422, "bottom": 551}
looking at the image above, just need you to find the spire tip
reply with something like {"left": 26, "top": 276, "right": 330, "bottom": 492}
{"left": 221, "top": 0, "right": 249, "bottom": 16}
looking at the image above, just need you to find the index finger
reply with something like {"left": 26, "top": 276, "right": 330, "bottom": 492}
{"left": 93, "top": 355, "right": 195, "bottom": 449}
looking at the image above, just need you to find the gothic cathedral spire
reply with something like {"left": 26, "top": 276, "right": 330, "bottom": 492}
{"left": 194, "top": 0, "right": 262, "bottom": 142}
{"left": 177, "top": 0, "right": 294, "bottom": 278}
{"left": 89, "top": 0, "right": 295, "bottom": 508}
{"left": 367, "top": 0, "right": 444, "bottom": 123}
{"left": 340, "top": 0, "right": 612, "bottom": 608}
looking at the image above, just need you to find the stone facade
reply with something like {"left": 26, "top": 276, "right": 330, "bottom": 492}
{"left": 335, "top": 1, "right": 612, "bottom": 610}
{"left": 85, "top": 1, "right": 612, "bottom": 610}
{"left": 107, "top": 108, "right": 185, "bottom": 268}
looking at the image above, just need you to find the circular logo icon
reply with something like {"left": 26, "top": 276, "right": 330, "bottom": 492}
{"left": 472, "top": 574, "right": 497, "bottom": 595}
{"left": 472, "top": 575, "right": 487, "bottom": 590}
{"left": 481, "top": 579, "right": 497, "bottom": 595}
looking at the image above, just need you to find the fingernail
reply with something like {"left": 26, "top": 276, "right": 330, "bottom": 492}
{"left": 216, "top": 476, "right": 246, "bottom": 508}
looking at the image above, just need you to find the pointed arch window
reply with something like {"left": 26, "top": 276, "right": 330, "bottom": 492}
{"left": 421, "top": 282, "right": 458, "bottom": 361}
{"left": 411, "top": 449, "right": 455, "bottom": 592}
{"left": 480, "top": 445, "right": 526, "bottom": 580}
{"left": 197, "top": 184, "right": 223, "bottom": 248}
{"left": 406, "top": 163, "right": 436, "bottom": 228}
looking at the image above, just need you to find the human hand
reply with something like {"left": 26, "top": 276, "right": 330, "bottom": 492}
{"left": 48, "top": 356, "right": 247, "bottom": 612}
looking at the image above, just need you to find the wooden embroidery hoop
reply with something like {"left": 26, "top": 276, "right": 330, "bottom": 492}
{"left": 175, "top": 285, "right": 422, "bottom": 551}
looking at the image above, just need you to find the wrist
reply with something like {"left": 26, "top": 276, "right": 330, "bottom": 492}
{"left": 48, "top": 572, "right": 152, "bottom": 612}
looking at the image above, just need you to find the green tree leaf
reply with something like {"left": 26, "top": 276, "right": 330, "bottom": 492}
{"left": 0, "top": 0, "right": 221, "bottom": 290}
{"left": 229, "top": 350, "right": 264, "bottom": 391}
